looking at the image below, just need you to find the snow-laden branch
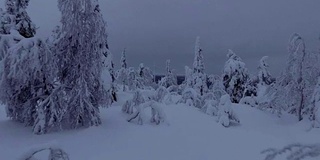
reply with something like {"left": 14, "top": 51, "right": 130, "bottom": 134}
{"left": 262, "top": 143, "right": 320, "bottom": 160}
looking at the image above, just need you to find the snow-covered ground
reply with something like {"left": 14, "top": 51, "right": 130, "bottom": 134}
{"left": 1, "top": 92, "right": 320, "bottom": 160}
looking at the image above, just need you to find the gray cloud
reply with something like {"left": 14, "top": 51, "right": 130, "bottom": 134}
{"left": 1, "top": 0, "right": 320, "bottom": 76}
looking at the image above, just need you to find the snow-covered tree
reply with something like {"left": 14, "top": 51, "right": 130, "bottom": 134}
{"left": 258, "top": 56, "right": 274, "bottom": 85}
{"left": 268, "top": 34, "right": 319, "bottom": 121}
{"left": 222, "top": 49, "right": 249, "bottom": 103}
{"left": 201, "top": 92, "right": 219, "bottom": 116}
{"left": 217, "top": 94, "right": 240, "bottom": 127}
{"left": 184, "top": 66, "right": 193, "bottom": 88}
{"left": 0, "top": 37, "right": 60, "bottom": 134}
{"left": 182, "top": 37, "right": 208, "bottom": 96}
{"left": 127, "top": 100, "right": 167, "bottom": 125}
{"left": 116, "top": 48, "right": 129, "bottom": 91}
{"left": 0, "top": 0, "right": 36, "bottom": 38}
{"left": 193, "top": 36, "right": 205, "bottom": 74}
{"left": 159, "top": 59, "right": 177, "bottom": 88}
{"left": 208, "top": 75, "right": 226, "bottom": 100}
{"left": 102, "top": 49, "right": 117, "bottom": 102}
{"left": 154, "top": 86, "right": 168, "bottom": 103}
{"left": 123, "top": 90, "right": 167, "bottom": 125}
{"left": 0, "top": 0, "right": 36, "bottom": 59}
{"left": 120, "top": 48, "right": 127, "bottom": 69}
{"left": 310, "top": 78, "right": 320, "bottom": 128}
{"left": 136, "top": 63, "right": 154, "bottom": 88}
{"left": 243, "top": 77, "right": 258, "bottom": 97}
{"left": 122, "top": 90, "right": 145, "bottom": 115}
{"left": 0, "top": 0, "right": 66, "bottom": 134}
{"left": 55, "top": 0, "right": 111, "bottom": 129}
{"left": 192, "top": 37, "right": 207, "bottom": 96}
{"left": 126, "top": 67, "right": 136, "bottom": 90}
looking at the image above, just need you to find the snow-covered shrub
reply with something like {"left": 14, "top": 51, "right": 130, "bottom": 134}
{"left": 240, "top": 95, "right": 259, "bottom": 108}
{"left": 222, "top": 49, "right": 249, "bottom": 103}
{"left": 122, "top": 90, "right": 145, "bottom": 114}
{"left": 262, "top": 143, "right": 320, "bottom": 160}
{"left": 204, "top": 100, "right": 219, "bottom": 116}
{"left": 127, "top": 101, "right": 167, "bottom": 125}
{"left": 163, "top": 92, "right": 181, "bottom": 105}
{"left": 200, "top": 92, "right": 215, "bottom": 112}
{"left": 202, "top": 93, "right": 219, "bottom": 116}
{"left": 123, "top": 89, "right": 168, "bottom": 125}
{"left": 154, "top": 86, "right": 169, "bottom": 103}
{"left": 122, "top": 100, "right": 134, "bottom": 115}
{"left": 178, "top": 88, "right": 202, "bottom": 108}
{"left": 217, "top": 94, "right": 240, "bottom": 127}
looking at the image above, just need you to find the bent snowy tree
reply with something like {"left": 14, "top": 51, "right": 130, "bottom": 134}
{"left": 127, "top": 100, "right": 167, "bottom": 125}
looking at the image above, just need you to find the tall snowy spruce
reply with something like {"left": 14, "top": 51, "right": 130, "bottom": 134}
{"left": 117, "top": 48, "right": 129, "bottom": 91}
{"left": 192, "top": 37, "right": 207, "bottom": 96}
{"left": 56, "top": 0, "right": 111, "bottom": 129}
{"left": 222, "top": 49, "right": 249, "bottom": 103}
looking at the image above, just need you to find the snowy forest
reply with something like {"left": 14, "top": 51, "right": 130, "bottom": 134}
{"left": 0, "top": 0, "right": 320, "bottom": 160}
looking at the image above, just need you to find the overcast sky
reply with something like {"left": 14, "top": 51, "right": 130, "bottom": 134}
{"left": 1, "top": 0, "right": 320, "bottom": 75}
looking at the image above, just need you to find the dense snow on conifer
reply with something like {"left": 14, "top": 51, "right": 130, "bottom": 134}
{"left": 1, "top": 0, "right": 320, "bottom": 159}
{"left": 222, "top": 49, "right": 249, "bottom": 103}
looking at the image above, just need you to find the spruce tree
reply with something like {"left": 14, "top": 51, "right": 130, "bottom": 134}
{"left": 222, "top": 49, "right": 249, "bottom": 103}
{"left": 159, "top": 59, "right": 177, "bottom": 88}
{"left": 257, "top": 56, "right": 273, "bottom": 85}
{"left": 120, "top": 48, "right": 127, "bottom": 69}
{"left": 117, "top": 48, "right": 128, "bottom": 91}
{"left": 56, "top": 0, "right": 110, "bottom": 128}
{"left": 192, "top": 37, "right": 207, "bottom": 96}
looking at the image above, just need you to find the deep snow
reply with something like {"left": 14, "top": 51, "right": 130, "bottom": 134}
{"left": 1, "top": 92, "right": 320, "bottom": 160}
